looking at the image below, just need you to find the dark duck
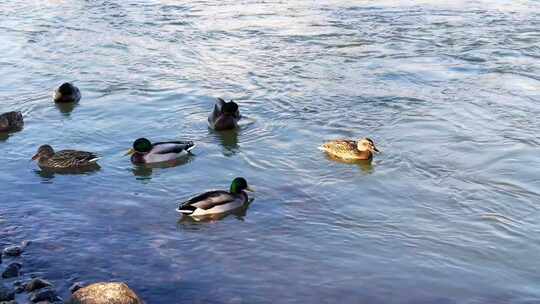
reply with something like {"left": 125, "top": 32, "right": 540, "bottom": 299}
{"left": 208, "top": 98, "right": 241, "bottom": 131}
{"left": 53, "top": 82, "right": 81, "bottom": 103}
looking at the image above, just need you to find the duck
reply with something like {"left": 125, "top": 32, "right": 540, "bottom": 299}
{"left": 125, "top": 138, "right": 196, "bottom": 165}
{"left": 53, "top": 82, "right": 81, "bottom": 103}
{"left": 208, "top": 98, "right": 241, "bottom": 130}
{"left": 32, "top": 145, "right": 100, "bottom": 169}
{"left": 177, "top": 177, "right": 253, "bottom": 217}
{"left": 0, "top": 111, "right": 24, "bottom": 132}
{"left": 320, "top": 138, "right": 380, "bottom": 161}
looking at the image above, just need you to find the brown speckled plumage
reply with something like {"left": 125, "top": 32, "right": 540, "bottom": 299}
{"left": 0, "top": 111, "right": 24, "bottom": 132}
{"left": 32, "top": 145, "right": 99, "bottom": 169}
{"left": 321, "top": 138, "right": 379, "bottom": 161}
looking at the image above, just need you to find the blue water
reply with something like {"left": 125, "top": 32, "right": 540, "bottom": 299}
{"left": 1, "top": 1, "right": 540, "bottom": 303}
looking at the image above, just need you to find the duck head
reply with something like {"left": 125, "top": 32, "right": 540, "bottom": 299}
{"left": 357, "top": 138, "right": 380, "bottom": 154}
{"left": 53, "top": 83, "right": 80, "bottom": 103}
{"left": 125, "top": 138, "right": 152, "bottom": 156}
{"left": 32, "top": 145, "right": 55, "bottom": 161}
{"left": 230, "top": 177, "right": 254, "bottom": 194}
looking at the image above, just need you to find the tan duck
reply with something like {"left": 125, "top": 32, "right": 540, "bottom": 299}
{"left": 320, "top": 138, "right": 380, "bottom": 161}
{"left": 0, "top": 111, "right": 24, "bottom": 132}
{"left": 32, "top": 145, "right": 100, "bottom": 170}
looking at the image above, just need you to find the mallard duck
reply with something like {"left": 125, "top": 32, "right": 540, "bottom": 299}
{"left": 320, "top": 138, "right": 380, "bottom": 160}
{"left": 177, "top": 177, "right": 253, "bottom": 217}
{"left": 32, "top": 145, "right": 100, "bottom": 169}
{"left": 53, "top": 82, "right": 81, "bottom": 103}
{"left": 125, "top": 138, "right": 195, "bottom": 165}
{"left": 208, "top": 98, "right": 241, "bottom": 130}
{"left": 0, "top": 111, "right": 24, "bottom": 132}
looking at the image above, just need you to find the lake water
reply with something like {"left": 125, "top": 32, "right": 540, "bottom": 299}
{"left": 1, "top": 0, "right": 540, "bottom": 303}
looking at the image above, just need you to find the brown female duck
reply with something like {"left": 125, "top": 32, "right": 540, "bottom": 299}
{"left": 0, "top": 111, "right": 24, "bottom": 132}
{"left": 320, "top": 138, "right": 380, "bottom": 161}
{"left": 32, "top": 145, "right": 100, "bottom": 170}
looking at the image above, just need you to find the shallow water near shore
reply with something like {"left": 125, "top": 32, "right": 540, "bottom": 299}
{"left": 1, "top": 0, "right": 540, "bottom": 303}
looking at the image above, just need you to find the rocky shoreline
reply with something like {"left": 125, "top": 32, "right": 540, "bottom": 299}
{"left": 0, "top": 243, "right": 143, "bottom": 304}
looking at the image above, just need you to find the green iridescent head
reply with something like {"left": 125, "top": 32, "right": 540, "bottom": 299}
{"left": 230, "top": 177, "right": 252, "bottom": 194}
{"left": 133, "top": 138, "right": 152, "bottom": 153}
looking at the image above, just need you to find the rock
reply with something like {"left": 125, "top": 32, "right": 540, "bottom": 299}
{"left": 25, "top": 279, "right": 53, "bottom": 292}
{"left": 29, "top": 287, "right": 60, "bottom": 303}
{"left": 67, "top": 282, "right": 143, "bottom": 304}
{"left": 1, "top": 263, "right": 21, "bottom": 279}
{"left": 0, "top": 284, "right": 15, "bottom": 301}
{"left": 2, "top": 246, "right": 22, "bottom": 257}
{"left": 13, "top": 281, "right": 24, "bottom": 294}
{"left": 69, "top": 282, "right": 85, "bottom": 294}
{"left": 0, "top": 301, "right": 18, "bottom": 304}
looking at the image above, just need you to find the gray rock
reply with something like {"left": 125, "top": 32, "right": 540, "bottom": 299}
{"left": 0, "top": 284, "right": 15, "bottom": 301}
{"left": 1, "top": 263, "right": 21, "bottom": 279}
{"left": 29, "top": 287, "right": 60, "bottom": 303}
{"left": 25, "top": 278, "right": 53, "bottom": 293}
{"left": 67, "top": 282, "right": 143, "bottom": 304}
{"left": 2, "top": 246, "right": 22, "bottom": 257}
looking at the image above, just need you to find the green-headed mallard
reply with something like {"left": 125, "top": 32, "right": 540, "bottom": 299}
{"left": 0, "top": 111, "right": 24, "bottom": 132}
{"left": 53, "top": 83, "right": 81, "bottom": 103}
{"left": 32, "top": 145, "right": 100, "bottom": 169}
{"left": 320, "top": 138, "right": 380, "bottom": 161}
{"left": 208, "top": 98, "right": 241, "bottom": 130}
{"left": 125, "top": 138, "right": 195, "bottom": 165}
{"left": 177, "top": 177, "right": 253, "bottom": 216}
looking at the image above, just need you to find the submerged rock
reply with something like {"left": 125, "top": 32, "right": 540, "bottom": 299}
{"left": 2, "top": 246, "right": 23, "bottom": 257}
{"left": 25, "top": 278, "right": 53, "bottom": 293}
{"left": 0, "top": 284, "right": 15, "bottom": 301}
{"left": 67, "top": 282, "right": 143, "bottom": 304}
{"left": 29, "top": 287, "right": 61, "bottom": 303}
{"left": 2, "top": 263, "right": 21, "bottom": 279}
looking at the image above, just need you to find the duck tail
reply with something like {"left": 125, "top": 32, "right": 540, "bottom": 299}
{"left": 186, "top": 143, "right": 196, "bottom": 152}
{"left": 88, "top": 157, "right": 101, "bottom": 163}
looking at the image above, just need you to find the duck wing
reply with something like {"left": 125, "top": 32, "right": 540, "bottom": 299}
{"left": 49, "top": 150, "right": 100, "bottom": 167}
{"left": 322, "top": 140, "right": 356, "bottom": 153}
{"left": 177, "top": 190, "right": 235, "bottom": 213}
{"left": 151, "top": 141, "right": 195, "bottom": 154}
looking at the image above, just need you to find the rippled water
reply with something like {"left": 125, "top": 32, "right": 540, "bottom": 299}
{"left": 1, "top": 1, "right": 540, "bottom": 303}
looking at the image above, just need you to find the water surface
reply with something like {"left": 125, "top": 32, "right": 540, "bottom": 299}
{"left": 1, "top": 1, "right": 540, "bottom": 303}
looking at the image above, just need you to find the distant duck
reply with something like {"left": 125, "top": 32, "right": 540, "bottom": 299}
{"left": 177, "top": 177, "right": 253, "bottom": 217}
{"left": 320, "top": 138, "right": 380, "bottom": 161}
{"left": 53, "top": 82, "right": 81, "bottom": 103}
{"left": 0, "top": 111, "right": 24, "bottom": 132}
{"left": 32, "top": 145, "right": 100, "bottom": 169}
{"left": 125, "top": 138, "right": 195, "bottom": 165}
{"left": 208, "top": 98, "right": 241, "bottom": 130}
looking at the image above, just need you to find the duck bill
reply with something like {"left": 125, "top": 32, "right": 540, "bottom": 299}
{"left": 124, "top": 148, "right": 135, "bottom": 156}
{"left": 31, "top": 153, "right": 39, "bottom": 161}
{"left": 53, "top": 90, "right": 61, "bottom": 101}
{"left": 373, "top": 146, "right": 381, "bottom": 153}
{"left": 245, "top": 187, "right": 255, "bottom": 192}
